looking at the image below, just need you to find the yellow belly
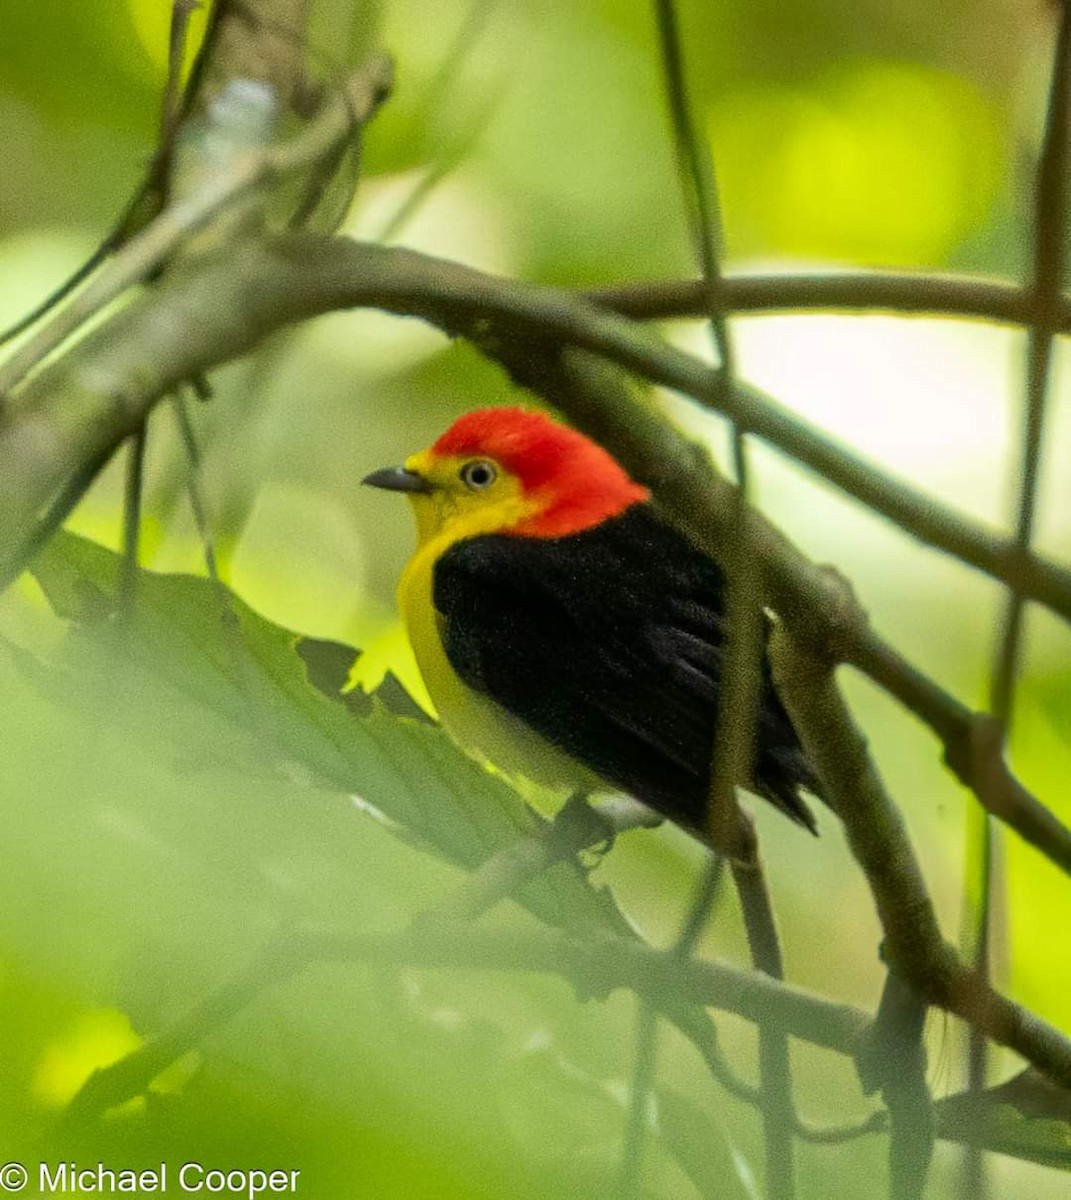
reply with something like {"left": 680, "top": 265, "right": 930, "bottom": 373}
{"left": 398, "top": 535, "right": 597, "bottom": 793}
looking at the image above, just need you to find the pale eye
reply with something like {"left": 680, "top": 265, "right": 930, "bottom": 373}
{"left": 460, "top": 460, "right": 498, "bottom": 490}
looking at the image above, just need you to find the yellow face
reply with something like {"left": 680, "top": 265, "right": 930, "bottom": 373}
{"left": 403, "top": 450, "right": 539, "bottom": 547}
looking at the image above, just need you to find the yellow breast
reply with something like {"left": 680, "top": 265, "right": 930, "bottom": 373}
{"left": 397, "top": 532, "right": 597, "bottom": 793}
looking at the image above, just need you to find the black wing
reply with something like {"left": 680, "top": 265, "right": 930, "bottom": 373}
{"left": 433, "top": 503, "right": 819, "bottom": 835}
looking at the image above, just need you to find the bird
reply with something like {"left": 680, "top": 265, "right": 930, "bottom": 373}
{"left": 362, "top": 406, "right": 822, "bottom": 843}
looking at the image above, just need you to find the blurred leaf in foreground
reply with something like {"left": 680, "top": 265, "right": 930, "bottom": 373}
{"left": 28, "top": 530, "right": 634, "bottom": 939}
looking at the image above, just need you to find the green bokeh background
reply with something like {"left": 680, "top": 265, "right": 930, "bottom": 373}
{"left": 0, "top": 1, "right": 1069, "bottom": 1196}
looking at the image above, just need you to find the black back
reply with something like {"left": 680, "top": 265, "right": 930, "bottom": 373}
{"left": 433, "top": 503, "right": 820, "bottom": 836}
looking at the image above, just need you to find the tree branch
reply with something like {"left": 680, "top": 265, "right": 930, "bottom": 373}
{"left": 767, "top": 625, "right": 1071, "bottom": 1091}
{"left": 61, "top": 909, "right": 1071, "bottom": 1127}
{"left": 183, "top": 0, "right": 316, "bottom": 123}
{"left": 586, "top": 272, "right": 1071, "bottom": 334}
{"left": 731, "top": 856, "right": 798, "bottom": 1198}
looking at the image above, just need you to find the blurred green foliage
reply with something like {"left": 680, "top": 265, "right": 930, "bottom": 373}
{"left": 1, "top": 0, "right": 1070, "bottom": 1197}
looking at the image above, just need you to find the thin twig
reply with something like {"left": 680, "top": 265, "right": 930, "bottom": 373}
{"left": 0, "top": 449, "right": 115, "bottom": 592}
{"left": 169, "top": 388, "right": 281, "bottom": 749}
{"left": 620, "top": 9, "right": 769, "bottom": 1184}
{"left": 0, "top": 1, "right": 203, "bottom": 354}
{"left": 732, "top": 857, "right": 797, "bottom": 1199}
{"left": 586, "top": 271, "right": 1071, "bottom": 331}
{"left": 0, "top": 251, "right": 113, "bottom": 352}
{"left": 618, "top": 2, "right": 756, "bottom": 1187}
{"left": 666, "top": 981, "right": 883, "bottom": 1145}
{"left": 652, "top": 3, "right": 798, "bottom": 1193}
{"left": 415, "top": 0, "right": 499, "bottom": 122}
{"left": 119, "top": 424, "right": 148, "bottom": 615}
{"left": 161, "top": 1, "right": 205, "bottom": 152}
{"left": 668, "top": 1006, "right": 891, "bottom": 1154}
{"left": 674, "top": 857, "right": 726, "bottom": 960}
{"left": 376, "top": 85, "right": 503, "bottom": 243}
{"left": 963, "top": 805, "right": 996, "bottom": 1199}
{"left": 966, "top": 8, "right": 1071, "bottom": 1195}
{"left": 373, "top": 0, "right": 504, "bottom": 242}
{"left": 620, "top": 858, "right": 726, "bottom": 1198}
{"left": 616, "top": 1002, "right": 660, "bottom": 1200}
{"left": 652, "top": 0, "right": 757, "bottom": 862}
{"left": 171, "top": 393, "right": 221, "bottom": 582}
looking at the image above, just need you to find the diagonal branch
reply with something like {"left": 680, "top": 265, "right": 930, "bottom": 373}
{"left": 767, "top": 624, "right": 1071, "bottom": 1091}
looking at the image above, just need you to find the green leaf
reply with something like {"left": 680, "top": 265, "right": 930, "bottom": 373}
{"left": 934, "top": 1070, "right": 1071, "bottom": 1171}
{"left": 28, "top": 530, "right": 633, "bottom": 939}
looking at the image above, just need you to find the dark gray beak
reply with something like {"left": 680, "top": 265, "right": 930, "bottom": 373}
{"left": 362, "top": 466, "right": 432, "bottom": 494}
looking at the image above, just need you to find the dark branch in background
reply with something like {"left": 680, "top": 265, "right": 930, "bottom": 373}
{"left": 586, "top": 271, "right": 1071, "bottom": 331}
{"left": 62, "top": 918, "right": 872, "bottom": 1128}
{"left": 53, "top": 769, "right": 842, "bottom": 1156}
{"left": 652, "top": 3, "right": 797, "bottom": 1197}
{"left": 967, "top": 9, "right": 1071, "bottom": 1195}
{"left": 53, "top": 785, "right": 1017, "bottom": 1151}
{"left": 54, "top": 875, "right": 1060, "bottom": 1148}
